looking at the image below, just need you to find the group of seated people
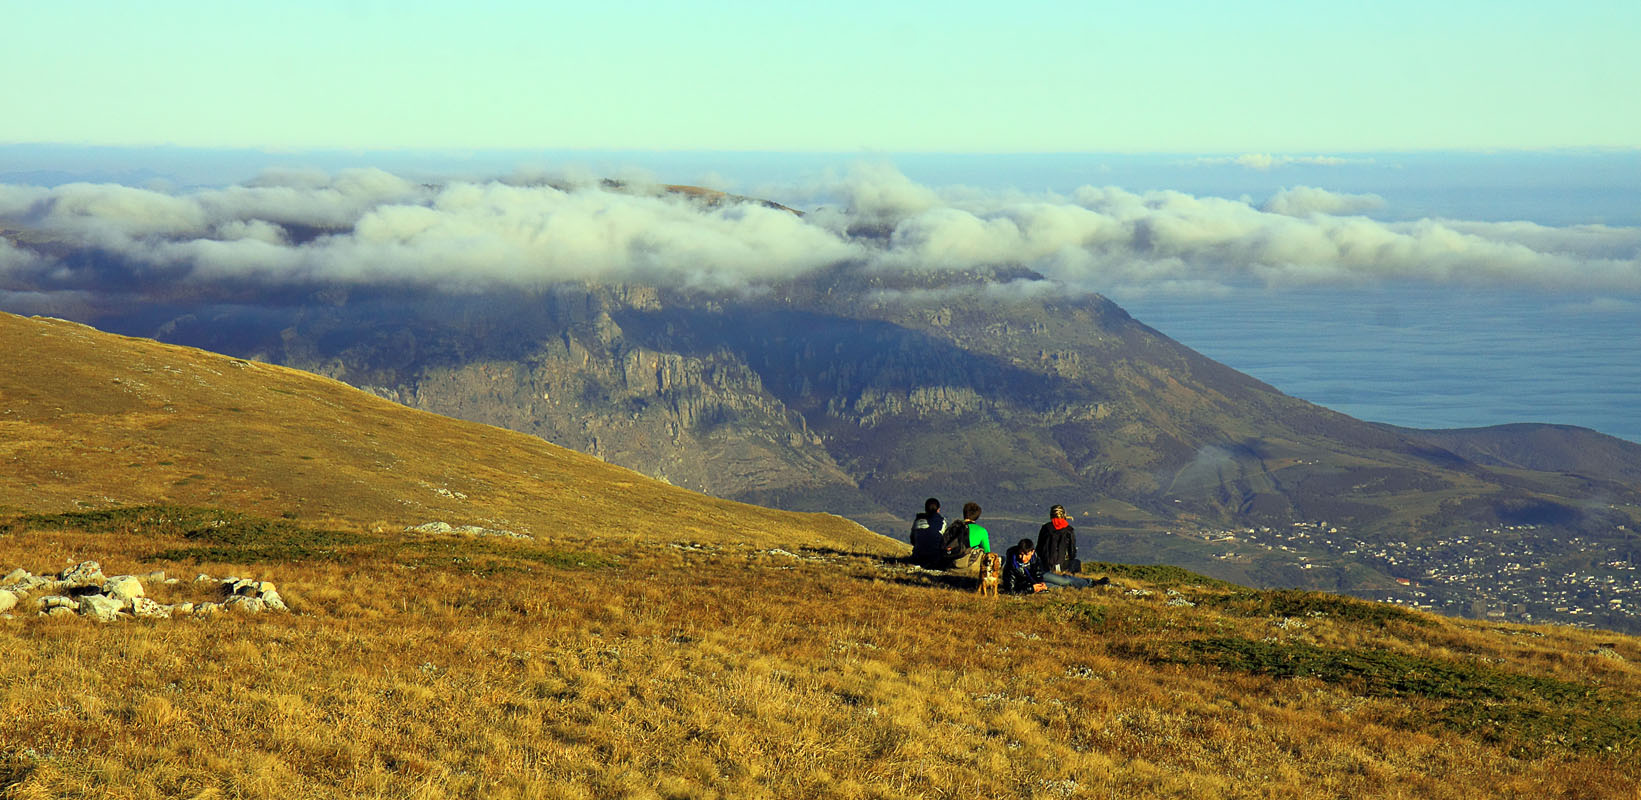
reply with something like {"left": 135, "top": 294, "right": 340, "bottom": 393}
{"left": 908, "top": 498, "right": 1110, "bottom": 594}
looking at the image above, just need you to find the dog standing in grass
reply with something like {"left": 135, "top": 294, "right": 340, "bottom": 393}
{"left": 976, "top": 552, "right": 1002, "bottom": 597}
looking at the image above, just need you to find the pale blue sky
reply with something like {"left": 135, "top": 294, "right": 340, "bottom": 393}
{"left": 4, "top": 0, "right": 1639, "bottom": 151}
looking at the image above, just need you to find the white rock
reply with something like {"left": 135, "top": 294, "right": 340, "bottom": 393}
{"left": 2, "top": 568, "right": 29, "bottom": 585}
{"left": 224, "top": 596, "right": 266, "bottom": 614}
{"left": 78, "top": 594, "right": 124, "bottom": 622}
{"left": 142, "top": 570, "right": 166, "bottom": 583}
{"left": 60, "top": 561, "right": 105, "bottom": 585}
{"left": 37, "top": 595, "right": 78, "bottom": 611}
{"left": 164, "top": 578, "right": 179, "bottom": 585}
{"left": 175, "top": 603, "right": 195, "bottom": 615}
{"left": 255, "top": 581, "right": 277, "bottom": 596}
{"left": 43, "top": 606, "right": 76, "bottom": 618}
{"left": 104, "top": 576, "right": 145, "bottom": 600}
{"left": 261, "top": 591, "right": 288, "bottom": 612}
{"left": 194, "top": 574, "right": 213, "bottom": 583}
{"left": 195, "top": 603, "right": 221, "bottom": 616}
{"left": 0, "top": 590, "right": 15, "bottom": 614}
{"left": 130, "top": 597, "right": 171, "bottom": 619}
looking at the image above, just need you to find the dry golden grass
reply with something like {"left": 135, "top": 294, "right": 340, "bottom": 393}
{"left": 1, "top": 519, "right": 1638, "bottom": 799}
{"left": 0, "top": 312, "right": 892, "bottom": 554}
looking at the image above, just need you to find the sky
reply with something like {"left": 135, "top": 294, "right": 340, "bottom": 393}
{"left": 2, "top": 2, "right": 1639, "bottom": 442}
{"left": 4, "top": 0, "right": 1640, "bottom": 152}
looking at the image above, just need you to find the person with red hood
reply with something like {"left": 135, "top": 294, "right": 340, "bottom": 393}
{"left": 1033, "top": 505, "right": 1108, "bottom": 590}
{"left": 1037, "top": 505, "right": 1083, "bottom": 576}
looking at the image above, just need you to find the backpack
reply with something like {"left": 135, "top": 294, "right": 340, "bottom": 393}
{"left": 941, "top": 520, "right": 971, "bottom": 560}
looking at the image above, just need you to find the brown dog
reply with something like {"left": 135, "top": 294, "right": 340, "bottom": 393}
{"left": 976, "top": 552, "right": 1002, "bottom": 597}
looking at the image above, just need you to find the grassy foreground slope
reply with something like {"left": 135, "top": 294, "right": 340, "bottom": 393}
{"left": 1, "top": 510, "right": 1638, "bottom": 799}
{"left": 0, "top": 312, "right": 893, "bottom": 553}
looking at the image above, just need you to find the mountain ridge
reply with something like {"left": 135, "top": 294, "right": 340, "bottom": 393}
{"left": 0, "top": 310, "right": 897, "bottom": 554}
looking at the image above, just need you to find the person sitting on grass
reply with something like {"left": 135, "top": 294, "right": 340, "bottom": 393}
{"left": 941, "top": 502, "right": 991, "bottom": 575}
{"left": 909, "top": 497, "right": 947, "bottom": 568}
{"left": 1003, "top": 539, "right": 1103, "bottom": 594}
{"left": 1036, "top": 504, "right": 1078, "bottom": 575}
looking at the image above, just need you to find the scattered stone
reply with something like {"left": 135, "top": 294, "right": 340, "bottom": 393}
{"left": 224, "top": 596, "right": 266, "bottom": 614}
{"left": 1166, "top": 597, "right": 1197, "bottom": 608}
{"left": 131, "top": 597, "right": 172, "bottom": 619}
{"left": 60, "top": 561, "right": 106, "bottom": 585}
{"left": 408, "top": 521, "right": 532, "bottom": 540}
{"left": 1591, "top": 647, "right": 1625, "bottom": 662}
{"left": 104, "top": 576, "right": 145, "bottom": 601}
{"left": 37, "top": 596, "right": 78, "bottom": 612}
{"left": 78, "top": 594, "right": 125, "bottom": 623}
{"left": 4, "top": 563, "right": 287, "bottom": 622}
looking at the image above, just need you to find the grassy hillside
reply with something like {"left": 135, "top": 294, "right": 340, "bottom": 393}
{"left": 0, "top": 312, "right": 895, "bottom": 554}
{"left": 2, "top": 312, "right": 1639, "bottom": 797}
{"left": 1, "top": 506, "right": 1637, "bottom": 798}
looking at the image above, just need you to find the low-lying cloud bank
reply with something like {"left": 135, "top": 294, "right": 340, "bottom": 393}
{"left": 2, "top": 165, "right": 1639, "bottom": 310}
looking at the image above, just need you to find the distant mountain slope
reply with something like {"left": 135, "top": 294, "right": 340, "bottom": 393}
{"left": 0, "top": 312, "right": 898, "bottom": 554}
{"left": 1387, "top": 423, "right": 1641, "bottom": 485}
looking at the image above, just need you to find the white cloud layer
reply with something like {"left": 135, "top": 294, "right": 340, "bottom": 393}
{"left": 1, "top": 165, "right": 1638, "bottom": 304}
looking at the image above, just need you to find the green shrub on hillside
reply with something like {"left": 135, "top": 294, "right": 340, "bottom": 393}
{"left": 1082, "top": 561, "right": 1236, "bottom": 588}
{"left": 1143, "top": 635, "right": 1641, "bottom": 755}
{"left": 1, "top": 504, "right": 366, "bottom": 562}
{"left": 1202, "top": 589, "right": 1430, "bottom": 627}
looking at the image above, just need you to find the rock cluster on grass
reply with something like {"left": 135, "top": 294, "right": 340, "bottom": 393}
{"left": 407, "top": 521, "right": 533, "bottom": 540}
{"left": 0, "top": 561, "right": 288, "bottom": 622}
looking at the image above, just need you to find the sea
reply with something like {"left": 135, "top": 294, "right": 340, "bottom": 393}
{"left": 4, "top": 146, "right": 1638, "bottom": 442}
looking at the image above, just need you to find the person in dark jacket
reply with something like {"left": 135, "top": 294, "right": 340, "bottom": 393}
{"left": 1036, "top": 504, "right": 1078, "bottom": 574}
{"left": 1002, "top": 539, "right": 1048, "bottom": 594}
{"left": 909, "top": 497, "right": 947, "bottom": 568}
{"left": 1004, "top": 539, "right": 1100, "bottom": 594}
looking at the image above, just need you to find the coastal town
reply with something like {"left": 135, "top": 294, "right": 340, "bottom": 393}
{"left": 1183, "top": 520, "right": 1641, "bottom": 633}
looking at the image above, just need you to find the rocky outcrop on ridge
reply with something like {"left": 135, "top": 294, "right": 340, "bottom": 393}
{"left": 0, "top": 561, "right": 288, "bottom": 622}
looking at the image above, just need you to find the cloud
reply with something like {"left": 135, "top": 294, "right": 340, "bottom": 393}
{"left": 1190, "top": 154, "right": 1374, "bottom": 171}
{"left": 0, "top": 164, "right": 1638, "bottom": 311}
{"left": 1261, "top": 186, "right": 1386, "bottom": 217}
{"left": 0, "top": 236, "right": 42, "bottom": 276}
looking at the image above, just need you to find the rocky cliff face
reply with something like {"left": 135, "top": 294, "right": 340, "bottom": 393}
{"left": 145, "top": 273, "right": 1641, "bottom": 547}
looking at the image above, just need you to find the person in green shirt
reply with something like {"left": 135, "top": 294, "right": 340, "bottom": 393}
{"left": 962, "top": 501, "right": 991, "bottom": 556}
{"left": 940, "top": 501, "right": 992, "bottom": 577}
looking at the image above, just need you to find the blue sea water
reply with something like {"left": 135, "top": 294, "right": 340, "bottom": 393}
{"left": 1118, "top": 286, "right": 1641, "bottom": 443}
